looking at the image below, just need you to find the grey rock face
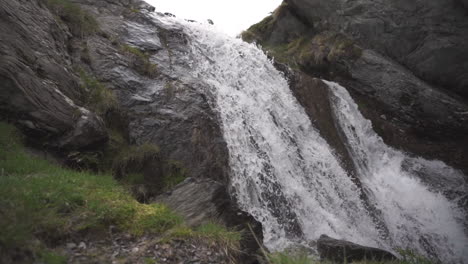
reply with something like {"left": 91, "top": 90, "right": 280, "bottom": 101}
{"left": 285, "top": 0, "right": 468, "bottom": 99}
{"left": 96, "top": 13, "right": 229, "bottom": 181}
{"left": 155, "top": 178, "right": 225, "bottom": 227}
{"left": 0, "top": 0, "right": 107, "bottom": 149}
{"left": 317, "top": 235, "right": 397, "bottom": 263}
{"left": 0, "top": 0, "right": 229, "bottom": 181}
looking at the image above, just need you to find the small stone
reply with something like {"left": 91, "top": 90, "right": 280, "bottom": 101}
{"left": 78, "top": 242, "right": 87, "bottom": 249}
{"left": 132, "top": 247, "right": 139, "bottom": 253}
{"left": 66, "top": 242, "right": 77, "bottom": 249}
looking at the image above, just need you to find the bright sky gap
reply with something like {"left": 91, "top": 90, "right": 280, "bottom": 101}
{"left": 144, "top": 0, "right": 283, "bottom": 36}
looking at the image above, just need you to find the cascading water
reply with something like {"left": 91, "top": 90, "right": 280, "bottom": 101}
{"left": 155, "top": 14, "right": 468, "bottom": 263}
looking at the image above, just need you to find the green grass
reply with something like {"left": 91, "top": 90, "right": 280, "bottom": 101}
{"left": 162, "top": 160, "right": 188, "bottom": 190}
{"left": 41, "top": 0, "right": 99, "bottom": 37}
{"left": 121, "top": 44, "right": 158, "bottom": 77}
{"left": 167, "top": 222, "right": 242, "bottom": 252}
{"left": 268, "top": 252, "right": 316, "bottom": 264}
{"left": 38, "top": 250, "right": 68, "bottom": 264}
{"left": 0, "top": 122, "right": 182, "bottom": 253}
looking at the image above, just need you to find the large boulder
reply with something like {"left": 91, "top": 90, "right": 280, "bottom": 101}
{"left": 317, "top": 235, "right": 397, "bottom": 263}
{"left": 154, "top": 178, "right": 263, "bottom": 264}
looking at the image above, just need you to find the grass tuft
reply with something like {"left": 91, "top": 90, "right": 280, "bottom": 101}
{"left": 41, "top": 0, "right": 99, "bottom": 37}
{"left": 79, "top": 69, "right": 118, "bottom": 116}
{"left": 121, "top": 44, "right": 158, "bottom": 77}
{"left": 112, "top": 143, "right": 160, "bottom": 179}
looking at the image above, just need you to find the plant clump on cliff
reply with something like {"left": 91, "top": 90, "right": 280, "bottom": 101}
{"left": 121, "top": 44, "right": 159, "bottom": 77}
{"left": 40, "top": 0, "right": 99, "bottom": 37}
{"left": 79, "top": 69, "right": 118, "bottom": 116}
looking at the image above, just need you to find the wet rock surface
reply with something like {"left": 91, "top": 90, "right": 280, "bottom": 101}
{"left": 79, "top": 0, "right": 230, "bottom": 182}
{"left": 317, "top": 235, "right": 397, "bottom": 263}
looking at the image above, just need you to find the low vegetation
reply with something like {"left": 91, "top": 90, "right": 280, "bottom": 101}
{"left": 78, "top": 69, "right": 118, "bottom": 116}
{"left": 0, "top": 122, "right": 240, "bottom": 262}
{"left": 121, "top": 44, "right": 158, "bottom": 77}
{"left": 41, "top": 0, "right": 99, "bottom": 37}
{"left": 112, "top": 143, "right": 161, "bottom": 178}
{"left": 241, "top": 4, "right": 362, "bottom": 77}
{"left": 0, "top": 122, "right": 180, "bottom": 248}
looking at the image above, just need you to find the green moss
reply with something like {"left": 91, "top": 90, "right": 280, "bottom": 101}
{"left": 112, "top": 143, "right": 160, "bottom": 178}
{"left": 41, "top": 0, "right": 99, "bottom": 37}
{"left": 0, "top": 122, "right": 182, "bottom": 257}
{"left": 121, "top": 44, "right": 158, "bottom": 77}
{"left": 163, "top": 160, "right": 188, "bottom": 190}
{"left": 79, "top": 69, "right": 118, "bottom": 116}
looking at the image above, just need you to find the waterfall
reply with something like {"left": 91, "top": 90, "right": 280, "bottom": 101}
{"left": 155, "top": 14, "right": 468, "bottom": 263}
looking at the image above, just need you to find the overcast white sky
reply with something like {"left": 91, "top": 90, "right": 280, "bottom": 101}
{"left": 144, "top": 0, "right": 282, "bottom": 36}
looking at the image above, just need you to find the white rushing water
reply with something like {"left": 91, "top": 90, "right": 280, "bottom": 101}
{"left": 155, "top": 15, "right": 468, "bottom": 263}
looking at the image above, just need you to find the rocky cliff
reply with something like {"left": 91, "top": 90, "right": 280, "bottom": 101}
{"left": 0, "top": 0, "right": 229, "bottom": 183}
{"left": 0, "top": 0, "right": 260, "bottom": 263}
{"left": 242, "top": 0, "right": 468, "bottom": 175}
